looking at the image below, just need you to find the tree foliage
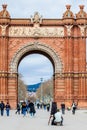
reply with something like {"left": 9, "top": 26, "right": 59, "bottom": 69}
{"left": 36, "top": 78, "right": 53, "bottom": 102}
{"left": 18, "top": 74, "right": 53, "bottom": 103}
{"left": 18, "top": 74, "right": 27, "bottom": 101}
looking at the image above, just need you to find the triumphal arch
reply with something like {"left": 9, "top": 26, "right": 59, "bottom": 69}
{"left": 0, "top": 4, "right": 87, "bottom": 108}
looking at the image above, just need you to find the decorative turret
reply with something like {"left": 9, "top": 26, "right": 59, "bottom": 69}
{"left": 63, "top": 5, "right": 74, "bottom": 25}
{"left": 63, "top": 5, "right": 74, "bottom": 19}
{"left": 0, "top": 4, "right": 10, "bottom": 18}
{"left": 76, "top": 5, "right": 87, "bottom": 18}
{"left": 76, "top": 5, "right": 87, "bottom": 25}
{"left": 0, "top": 4, "right": 10, "bottom": 24}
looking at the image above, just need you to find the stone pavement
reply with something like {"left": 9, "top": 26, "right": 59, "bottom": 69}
{"left": 0, "top": 109, "right": 87, "bottom": 130}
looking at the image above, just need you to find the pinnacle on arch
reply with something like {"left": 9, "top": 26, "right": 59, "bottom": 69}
{"left": 2, "top": 4, "right": 7, "bottom": 10}
{"left": 63, "top": 5, "right": 74, "bottom": 18}
{"left": 0, "top": 4, "right": 10, "bottom": 18}
{"left": 76, "top": 5, "right": 87, "bottom": 18}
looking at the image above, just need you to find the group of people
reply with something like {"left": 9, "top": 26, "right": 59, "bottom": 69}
{"left": 0, "top": 101, "right": 11, "bottom": 116}
{"left": 36, "top": 102, "right": 50, "bottom": 112}
{"left": 0, "top": 99, "right": 77, "bottom": 127}
{"left": 15, "top": 100, "right": 36, "bottom": 117}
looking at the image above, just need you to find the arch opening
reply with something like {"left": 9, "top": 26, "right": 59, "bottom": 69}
{"left": 9, "top": 42, "right": 63, "bottom": 74}
{"left": 18, "top": 53, "right": 54, "bottom": 103}
{"left": 9, "top": 42, "right": 63, "bottom": 107}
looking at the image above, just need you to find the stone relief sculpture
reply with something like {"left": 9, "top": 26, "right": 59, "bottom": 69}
{"left": 0, "top": 25, "right": 8, "bottom": 36}
{"left": 9, "top": 26, "right": 64, "bottom": 37}
{"left": 79, "top": 25, "right": 86, "bottom": 36}
{"left": 65, "top": 25, "right": 73, "bottom": 36}
{"left": 31, "top": 12, "right": 42, "bottom": 24}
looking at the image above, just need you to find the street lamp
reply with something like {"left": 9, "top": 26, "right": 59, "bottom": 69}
{"left": 40, "top": 78, "right": 43, "bottom": 102}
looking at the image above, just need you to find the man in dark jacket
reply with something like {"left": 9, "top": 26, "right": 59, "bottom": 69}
{"left": 0, "top": 101, "right": 5, "bottom": 116}
{"left": 48, "top": 102, "right": 57, "bottom": 125}
{"left": 28, "top": 101, "right": 36, "bottom": 116}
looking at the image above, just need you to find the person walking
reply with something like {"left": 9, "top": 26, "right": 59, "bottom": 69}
{"left": 0, "top": 101, "right": 5, "bottom": 116}
{"left": 61, "top": 102, "right": 65, "bottom": 114}
{"left": 5, "top": 102, "right": 11, "bottom": 116}
{"left": 15, "top": 103, "right": 21, "bottom": 115}
{"left": 72, "top": 101, "right": 77, "bottom": 114}
{"left": 46, "top": 103, "right": 50, "bottom": 112}
{"left": 28, "top": 101, "right": 36, "bottom": 116}
{"left": 22, "top": 101, "right": 27, "bottom": 117}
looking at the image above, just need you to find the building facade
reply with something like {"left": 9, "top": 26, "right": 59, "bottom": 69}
{"left": 0, "top": 4, "right": 87, "bottom": 108}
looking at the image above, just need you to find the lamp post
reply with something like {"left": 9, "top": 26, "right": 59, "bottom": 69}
{"left": 40, "top": 78, "right": 43, "bottom": 102}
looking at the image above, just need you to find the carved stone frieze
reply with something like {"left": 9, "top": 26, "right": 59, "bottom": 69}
{"left": 9, "top": 26, "right": 64, "bottom": 37}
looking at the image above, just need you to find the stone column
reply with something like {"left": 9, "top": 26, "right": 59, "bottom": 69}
{"left": 54, "top": 73, "right": 65, "bottom": 106}
{"left": 0, "top": 4, "right": 10, "bottom": 103}
{"left": 0, "top": 25, "right": 8, "bottom": 102}
{"left": 7, "top": 73, "right": 18, "bottom": 108}
{"left": 64, "top": 25, "right": 74, "bottom": 101}
{"left": 78, "top": 35, "right": 86, "bottom": 100}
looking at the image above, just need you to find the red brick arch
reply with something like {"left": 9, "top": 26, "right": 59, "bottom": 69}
{"left": 0, "top": 4, "right": 87, "bottom": 108}
{"left": 9, "top": 42, "right": 63, "bottom": 74}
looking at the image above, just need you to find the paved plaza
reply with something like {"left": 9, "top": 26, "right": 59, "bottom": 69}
{"left": 0, "top": 108, "right": 87, "bottom": 130}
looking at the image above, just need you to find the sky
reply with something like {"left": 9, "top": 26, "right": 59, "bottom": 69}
{"left": 0, "top": 0, "right": 87, "bottom": 18}
{"left": 18, "top": 54, "right": 53, "bottom": 85}
{"left": 0, "top": 0, "right": 87, "bottom": 85}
